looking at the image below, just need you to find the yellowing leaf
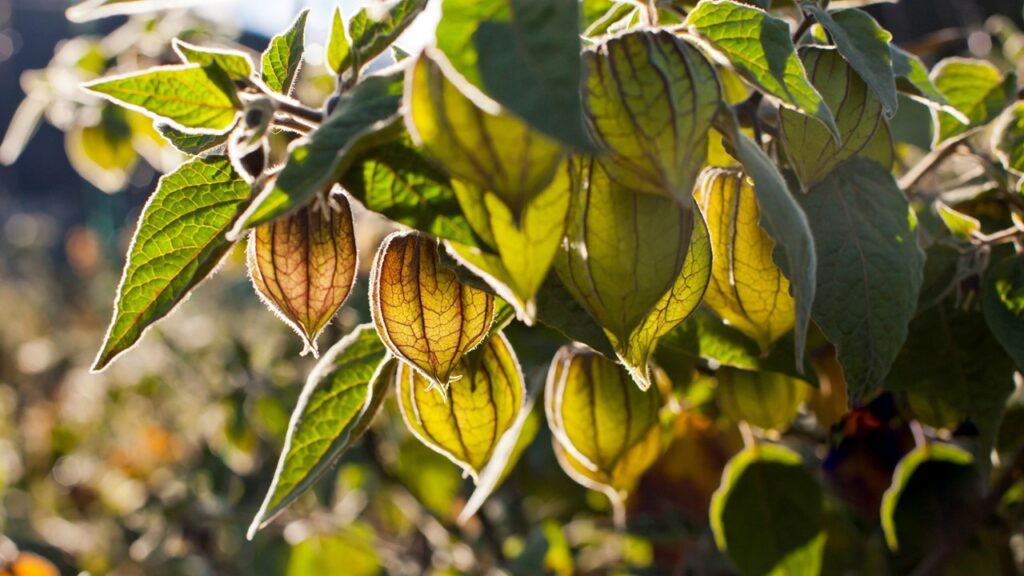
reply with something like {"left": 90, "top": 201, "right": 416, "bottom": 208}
{"left": 779, "top": 47, "right": 883, "bottom": 189}
{"left": 83, "top": 64, "right": 240, "bottom": 134}
{"left": 93, "top": 156, "right": 251, "bottom": 370}
{"left": 685, "top": 0, "right": 839, "bottom": 140}
{"left": 717, "top": 367, "right": 807, "bottom": 431}
{"left": 248, "top": 192, "right": 358, "bottom": 356}
{"left": 406, "top": 51, "right": 565, "bottom": 218}
{"left": 370, "top": 231, "right": 495, "bottom": 389}
{"left": 583, "top": 29, "right": 720, "bottom": 204}
{"left": 261, "top": 9, "right": 308, "bottom": 95}
{"left": 556, "top": 157, "right": 712, "bottom": 389}
{"left": 696, "top": 169, "right": 795, "bottom": 350}
{"left": 445, "top": 164, "right": 571, "bottom": 323}
{"left": 396, "top": 332, "right": 525, "bottom": 481}
{"left": 545, "top": 344, "right": 662, "bottom": 525}
{"left": 249, "top": 325, "right": 393, "bottom": 536}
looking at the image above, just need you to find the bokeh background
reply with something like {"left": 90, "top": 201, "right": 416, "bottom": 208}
{"left": 0, "top": 1, "right": 1023, "bottom": 575}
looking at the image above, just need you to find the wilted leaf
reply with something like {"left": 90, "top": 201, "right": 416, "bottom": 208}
{"left": 341, "top": 0, "right": 427, "bottom": 74}
{"left": 173, "top": 39, "right": 254, "bottom": 81}
{"left": 445, "top": 164, "right": 571, "bottom": 322}
{"left": 248, "top": 192, "right": 357, "bottom": 356}
{"left": 711, "top": 444, "right": 825, "bottom": 576}
{"left": 992, "top": 100, "right": 1024, "bottom": 177}
{"left": 556, "top": 157, "right": 711, "bottom": 390}
{"left": 339, "top": 138, "right": 476, "bottom": 245}
{"left": 435, "top": 0, "right": 589, "bottom": 148}
{"left": 800, "top": 159, "right": 924, "bottom": 403}
{"left": 261, "top": 9, "right": 308, "bottom": 94}
{"left": 371, "top": 231, "right": 495, "bottom": 388}
{"left": 233, "top": 69, "right": 404, "bottom": 232}
{"left": 780, "top": 47, "right": 883, "bottom": 189}
{"left": 396, "top": 332, "right": 525, "bottom": 481}
{"left": 156, "top": 122, "right": 230, "bottom": 155}
{"left": 545, "top": 344, "right": 662, "bottom": 524}
{"left": 713, "top": 109, "right": 816, "bottom": 369}
{"left": 326, "top": 7, "right": 351, "bottom": 75}
{"left": 983, "top": 254, "right": 1024, "bottom": 372}
{"left": 685, "top": 0, "right": 839, "bottom": 139}
{"left": 931, "top": 57, "right": 1017, "bottom": 145}
{"left": 83, "top": 64, "right": 240, "bottom": 133}
{"left": 406, "top": 51, "right": 565, "bottom": 219}
{"left": 696, "top": 169, "right": 795, "bottom": 350}
{"left": 583, "top": 29, "right": 719, "bottom": 203}
{"left": 248, "top": 325, "right": 393, "bottom": 536}
{"left": 92, "top": 156, "right": 251, "bottom": 370}
{"left": 802, "top": 5, "right": 897, "bottom": 117}
{"left": 717, "top": 368, "right": 807, "bottom": 431}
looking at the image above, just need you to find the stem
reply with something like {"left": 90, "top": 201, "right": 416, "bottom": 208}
{"left": 910, "top": 447, "right": 1024, "bottom": 576}
{"left": 898, "top": 128, "right": 983, "bottom": 192}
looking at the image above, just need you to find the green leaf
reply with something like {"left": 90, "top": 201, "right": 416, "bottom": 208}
{"left": 983, "top": 254, "right": 1024, "bottom": 372}
{"left": 802, "top": 5, "right": 897, "bottom": 117}
{"left": 931, "top": 57, "right": 1017, "bottom": 145}
{"left": 435, "top": 0, "right": 590, "bottom": 148}
{"left": 445, "top": 165, "right": 571, "bottom": 323}
{"left": 233, "top": 69, "right": 403, "bottom": 232}
{"left": 156, "top": 122, "right": 229, "bottom": 155}
{"left": 887, "top": 302, "right": 1015, "bottom": 459}
{"left": 880, "top": 444, "right": 975, "bottom": 559}
{"left": 339, "top": 138, "right": 477, "bottom": 246}
{"left": 371, "top": 232, "right": 495, "bottom": 389}
{"left": 696, "top": 169, "right": 796, "bottom": 350}
{"left": 261, "top": 9, "right": 308, "bottom": 95}
{"left": 545, "top": 344, "right": 662, "bottom": 524}
{"left": 556, "top": 157, "right": 712, "bottom": 390}
{"left": 992, "top": 100, "right": 1024, "bottom": 177}
{"left": 406, "top": 51, "right": 565, "bottom": 219}
{"left": 172, "top": 39, "right": 253, "bottom": 81}
{"left": 397, "top": 332, "right": 525, "bottom": 481}
{"left": 92, "top": 156, "right": 251, "bottom": 371}
{"left": 936, "top": 201, "right": 981, "bottom": 241}
{"left": 248, "top": 325, "right": 393, "bottom": 537}
{"left": 713, "top": 109, "right": 817, "bottom": 370}
{"left": 325, "top": 7, "right": 351, "bottom": 75}
{"left": 341, "top": 0, "right": 427, "bottom": 74}
{"left": 657, "top": 309, "right": 815, "bottom": 384}
{"left": 799, "top": 158, "right": 924, "bottom": 403}
{"left": 889, "top": 45, "right": 967, "bottom": 124}
{"left": 83, "top": 64, "right": 240, "bottom": 133}
{"left": 710, "top": 445, "right": 825, "bottom": 576}
{"left": 583, "top": 29, "right": 720, "bottom": 204}
{"left": 717, "top": 368, "right": 807, "bottom": 431}
{"left": 686, "top": 0, "right": 839, "bottom": 140}
{"left": 779, "top": 47, "right": 883, "bottom": 189}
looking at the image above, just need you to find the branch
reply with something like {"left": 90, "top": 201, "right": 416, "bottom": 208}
{"left": 898, "top": 128, "right": 983, "bottom": 192}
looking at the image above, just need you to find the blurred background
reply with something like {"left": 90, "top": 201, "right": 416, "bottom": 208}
{"left": 0, "top": 1, "right": 1022, "bottom": 575}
